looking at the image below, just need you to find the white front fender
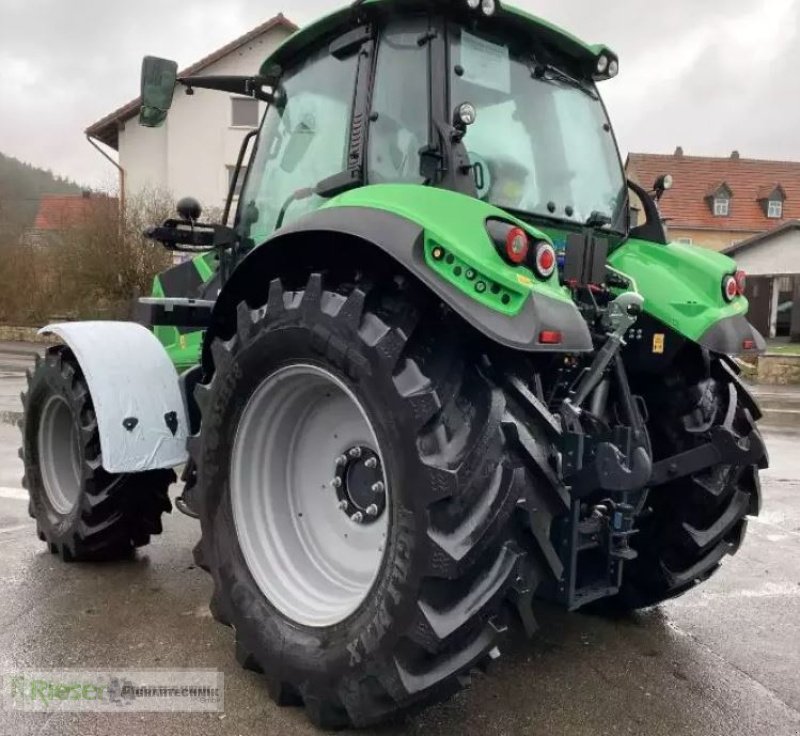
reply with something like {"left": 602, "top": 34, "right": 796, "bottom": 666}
{"left": 40, "top": 322, "right": 190, "bottom": 474}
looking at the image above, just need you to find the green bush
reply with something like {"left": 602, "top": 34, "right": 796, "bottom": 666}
{"left": 0, "top": 190, "right": 173, "bottom": 326}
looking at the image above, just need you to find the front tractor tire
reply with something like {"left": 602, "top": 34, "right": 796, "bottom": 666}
{"left": 20, "top": 347, "right": 174, "bottom": 562}
{"left": 191, "top": 274, "right": 551, "bottom": 728}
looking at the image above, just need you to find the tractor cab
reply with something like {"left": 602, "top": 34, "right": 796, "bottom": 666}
{"left": 140, "top": 0, "right": 631, "bottom": 260}
{"left": 232, "top": 2, "right": 629, "bottom": 251}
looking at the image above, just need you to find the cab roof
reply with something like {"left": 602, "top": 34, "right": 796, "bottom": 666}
{"left": 259, "top": 0, "right": 614, "bottom": 76}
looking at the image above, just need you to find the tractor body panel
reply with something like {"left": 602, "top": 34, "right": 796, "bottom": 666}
{"left": 148, "top": 252, "right": 219, "bottom": 370}
{"left": 322, "top": 185, "right": 572, "bottom": 315}
{"left": 607, "top": 237, "right": 763, "bottom": 354}
{"left": 206, "top": 194, "right": 593, "bottom": 356}
{"left": 39, "top": 322, "right": 189, "bottom": 473}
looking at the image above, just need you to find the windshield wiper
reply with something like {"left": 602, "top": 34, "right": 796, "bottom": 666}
{"left": 530, "top": 61, "right": 597, "bottom": 100}
{"left": 500, "top": 206, "right": 574, "bottom": 229}
{"left": 502, "top": 206, "right": 624, "bottom": 236}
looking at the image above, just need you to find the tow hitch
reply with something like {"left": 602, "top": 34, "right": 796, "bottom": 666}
{"left": 560, "top": 291, "right": 652, "bottom": 497}
{"left": 550, "top": 291, "right": 653, "bottom": 608}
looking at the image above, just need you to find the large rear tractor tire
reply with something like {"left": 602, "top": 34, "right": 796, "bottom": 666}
{"left": 20, "top": 346, "right": 175, "bottom": 562}
{"left": 609, "top": 356, "right": 766, "bottom": 610}
{"left": 191, "top": 274, "right": 560, "bottom": 728}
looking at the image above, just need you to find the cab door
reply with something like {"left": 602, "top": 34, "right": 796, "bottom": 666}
{"left": 233, "top": 36, "right": 365, "bottom": 247}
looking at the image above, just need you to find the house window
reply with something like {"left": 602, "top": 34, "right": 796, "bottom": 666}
{"left": 231, "top": 98, "right": 259, "bottom": 127}
{"left": 227, "top": 165, "right": 247, "bottom": 198}
{"left": 713, "top": 197, "right": 730, "bottom": 217}
{"left": 677, "top": 237, "right": 693, "bottom": 245}
{"left": 767, "top": 199, "right": 783, "bottom": 219}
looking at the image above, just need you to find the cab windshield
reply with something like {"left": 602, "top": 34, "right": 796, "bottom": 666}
{"left": 450, "top": 26, "right": 627, "bottom": 230}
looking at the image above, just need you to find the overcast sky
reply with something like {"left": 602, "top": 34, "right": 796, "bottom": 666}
{"left": 1, "top": 0, "right": 798, "bottom": 188}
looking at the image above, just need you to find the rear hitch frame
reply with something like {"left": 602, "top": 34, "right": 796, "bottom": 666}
{"left": 559, "top": 291, "right": 653, "bottom": 499}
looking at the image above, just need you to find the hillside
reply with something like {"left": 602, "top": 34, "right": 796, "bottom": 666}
{"left": 0, "top": 152, "right": 82, "bottom": 243}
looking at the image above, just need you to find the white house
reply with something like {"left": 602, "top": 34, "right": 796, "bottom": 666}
{"left": 724, "top": 222, "right": 800, "bottom": 340}
{"left": 86, "top": 14, "right": 296, "bottom": 215}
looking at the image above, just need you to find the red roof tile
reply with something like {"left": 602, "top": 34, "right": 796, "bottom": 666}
{"left": 85, "top": 13, "right": 297, "bottom": 150}
{"left": 627, "top": 152, "right": 800, "bottom": 233}
{"left": 33, "top": 194, "right": 116, "bottom": 231}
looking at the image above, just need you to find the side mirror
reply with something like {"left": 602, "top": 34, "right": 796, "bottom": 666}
{"left": 176, "top": 196, "right": 202, "bottom": 222}
{"left": 139, "top": 56, "right": 179, "bottom": 128}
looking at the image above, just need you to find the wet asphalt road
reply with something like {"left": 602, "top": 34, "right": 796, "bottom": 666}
{"left": 0, "top": 350, "right": 799, "bottom": 735}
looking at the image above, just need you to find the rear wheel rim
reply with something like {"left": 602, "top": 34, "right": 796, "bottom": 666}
{"left": 38, "top": 395, "right": 83, "bottom": 515}
{"left": 230, "top": 364, "right": 390, "bottom": 628}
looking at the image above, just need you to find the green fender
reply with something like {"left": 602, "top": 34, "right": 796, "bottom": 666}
{"left": 607, "top": 238, "right": 765, "bottom": 354}
{"left": 210, "top": 184, "right": 593, "bottom": 354}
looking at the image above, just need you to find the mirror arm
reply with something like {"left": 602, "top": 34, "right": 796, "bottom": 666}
{"left": 178, "top": 74, "right": 279, "bottom": 102}
{"left": 144, "top": 221, "right": 237, "bottom": 252}
{"left": 627, "top": 179, "right": 669, "bottom": 245}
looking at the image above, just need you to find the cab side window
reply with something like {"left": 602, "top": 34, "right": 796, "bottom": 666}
{"left": 368, "top": 19, "right": 430, "bottom": 185}
{"left": 238, "top": 48, "right": 358, "bottom": 243}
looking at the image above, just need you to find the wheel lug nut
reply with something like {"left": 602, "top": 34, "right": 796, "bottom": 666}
{"left": 366, "top": 504, "right": 379, "bottom": 517}
{"left": 364, "top": 457, "right": 377, "bottom": 469}
{"left": 349, "top": 447, "right": 362, "bottom": 459}
{"left": 350, "top": 512, "right": 364, "bottom": 524}
{"left": 338, "top": 500, "right": 348, "bottom": 511}
{"left": 331, "top": 477, "right": 342, "bottom": 489}
{"left": 335, "top": 455, "right": 348, "bottom": 467}
{"left": 371, "top": 481, "right": 385, "bottom": 494}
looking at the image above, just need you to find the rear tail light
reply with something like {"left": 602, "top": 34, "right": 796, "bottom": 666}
{"left": 486, "top": 219, "right": 557, "bottom": 280}
{"left": 722, "top": 274, "right": 738, "bottom": 302}
{"left": 735, "top": 269, "right": 747, "bottom": 295}
{"left": 533, "top": 242, "right": 556, "bottom": 280}
{"left": 505, "top": 227, "right": 529, "bottom": 264}
{"left": 539, "top": 330, "right": 562, "bottom": 345}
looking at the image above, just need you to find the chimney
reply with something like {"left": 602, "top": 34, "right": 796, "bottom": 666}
{"left": 81, "top": 189, "right": 91, "bottom": 199}
{"left": 731, "top": 150, "right": 740, "bottom": 160}
{"left": 674, "top": 146, "right": 684, "bottom": 157}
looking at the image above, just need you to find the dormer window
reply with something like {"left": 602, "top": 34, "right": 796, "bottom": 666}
{"left": 714, "top": 196, "right": 730, "bottom": 217}
{"left": 758, "top": 184, "right": 786, "bottom": 219}
{"left": 767, "top": 200, "right": 783, "bottom": 219}
{"left": 706, "top": 182, "right": 732, "bottom": 217}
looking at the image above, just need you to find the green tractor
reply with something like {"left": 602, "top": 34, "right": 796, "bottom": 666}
{"left": 20, "top": 0, "right": 767, "bottom": 727}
